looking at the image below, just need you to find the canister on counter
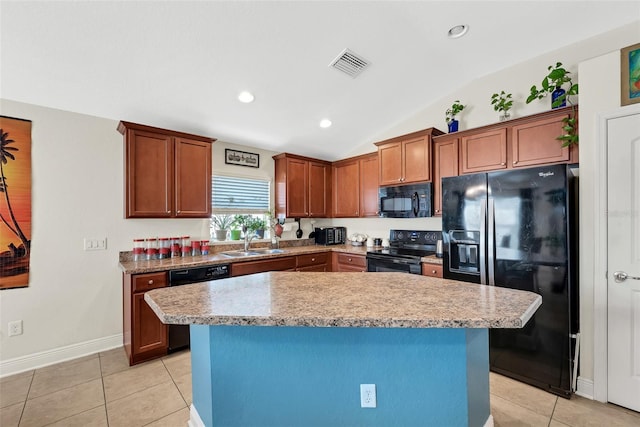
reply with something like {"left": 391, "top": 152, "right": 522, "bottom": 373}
{"left": 145, "top": 238, "right": 158, "bottom": 260}
{"left": 191, "top": 240, "right": 201, "bottom": 256}
{"left": 200, "top": 240, "right": 210, "bottom": 255}
{"left": 170, "top": 237, "right": 181, "bottom": 258}
{"left": 133, "top": 239, "right": 145, "bottom": 261}
{"left": 158, "top": 237, "right": 170, "bottom": 259}
{"left": 180, "top": 236, "right": 191, "bottom": 257}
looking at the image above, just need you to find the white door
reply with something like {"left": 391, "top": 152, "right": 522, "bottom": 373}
{"left": 607, "top": 111, "right": 640, "bottom": 412}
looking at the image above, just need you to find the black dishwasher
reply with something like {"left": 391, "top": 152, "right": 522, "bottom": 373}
{"left": 167, "top": 264, "right": 230, "bottom": 352}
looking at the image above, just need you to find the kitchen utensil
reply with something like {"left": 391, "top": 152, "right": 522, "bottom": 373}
{"left": 381, "top": 238, "right": 390, "bottom": 248}
{"left": 374, "top": 238, "right": 382, "bottom": 246}
{"left": 366, "top": 237, "right": 374, "bottom": 247}
{"left": 296, "top": 219, "right": 303, "bottom": 238}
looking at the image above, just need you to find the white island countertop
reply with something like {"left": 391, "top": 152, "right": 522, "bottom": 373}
{"left": 145, "top": 272, "right": 541, "bottom": 329}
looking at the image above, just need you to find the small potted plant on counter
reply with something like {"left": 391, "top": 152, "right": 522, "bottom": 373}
{"left": 445, "top": 100, "right": 465, "bottom": 133}
{"left": 248, "top": 217, "right": 267, "bottom": 239}
{"left": 490, "top": 91, "right": 513, "bottom": 121}
{"left": 230, "top": 215, "right": 249, "bottom": 240}
{"left": 211, "top": 214, "right": 233, "bottom": 241}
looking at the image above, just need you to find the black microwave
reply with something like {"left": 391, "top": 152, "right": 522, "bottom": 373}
{"left": 379, "top": 183, "right": 432, "bottom": 218}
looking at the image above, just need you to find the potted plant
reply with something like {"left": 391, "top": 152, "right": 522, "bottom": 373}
{"left": 490, "top": 91, "right": 513, "bottom": 121}
{"left": 445, "top": 100, "right": 465, "bottom": 133}
{"left": 248, "top": 217, "right": 267, "bottom": 239}
{"left": 526, "top": 62, "right": 579, "bottom": 146}
{"left": 230, "top": 214, "right": 249, "bottom": 240}
{"left": 211, "top": 214, "right": 233, "bottom": 241}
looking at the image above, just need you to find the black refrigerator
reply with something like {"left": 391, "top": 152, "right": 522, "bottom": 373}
{"left": 441, "top": 164, "right": 578, "bottom": 397}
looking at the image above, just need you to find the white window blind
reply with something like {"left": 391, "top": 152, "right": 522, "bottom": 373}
{"left": 212, "top": 175, "right": 270, "bottom": 214}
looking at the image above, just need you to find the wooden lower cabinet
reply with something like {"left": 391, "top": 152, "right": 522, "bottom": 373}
{"left": 332, "top": 252, "right": 367, "bottom": 272}
{"left": 123, "top": 272, "right": 168, "bottom": 365}
{"left": 422, "top": 263, "right": 443, "bottom": 278}
{"left": 231, "top": 256, "right": 297, "bottom": 277}
{"left": 296, "top": 252, "right": 330, "bottom": 272}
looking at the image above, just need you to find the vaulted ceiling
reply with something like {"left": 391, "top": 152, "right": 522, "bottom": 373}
{"left": 2, "top": 1, "right": 638, "bottom": 160}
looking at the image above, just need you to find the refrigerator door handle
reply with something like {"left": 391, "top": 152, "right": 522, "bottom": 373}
{"left": 488, "top": 198, "right": 496, "bottom": 286}
{"left": 480, "top": 201, "right": 487, "bottom": 285}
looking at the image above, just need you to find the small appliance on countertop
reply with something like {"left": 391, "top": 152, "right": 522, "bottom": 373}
{"left": 314, "top": 227, "right": 346, "bottom": 245}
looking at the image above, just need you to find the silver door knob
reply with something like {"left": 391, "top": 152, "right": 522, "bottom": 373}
{"left": 613, "top": 271, "right": 640, "bottom": 282}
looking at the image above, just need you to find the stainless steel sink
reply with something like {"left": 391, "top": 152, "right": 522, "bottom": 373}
{"left": 219, "top": 249, "right": 286, "bottom": 257}
{"left": 250, "top": 248, "right": 286, "bottom": 254}
{"left": 219, "top": 251, "right": 260, "bottom": 257}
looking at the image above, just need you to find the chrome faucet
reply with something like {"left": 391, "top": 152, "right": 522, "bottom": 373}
{"left": 243, "top": 226, "right": 256, "bottom": 252}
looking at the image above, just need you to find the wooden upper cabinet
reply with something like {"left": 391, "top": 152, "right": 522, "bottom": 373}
{"left": 432, "top": 138, "right": 459, "bottom": 216}
{"left": 273, "top": 153, "right": 330, "bottom": 219}
{"left": 460, "top": 128, "right": 507, "bottom": 174}
{"left": 333, "top": 159, "right": 360, "bottom": 217}
{"left": 359, "top": 153, "right": 379, "bottom": 217}
{"left": 403, "top": 135, "right": 431, "bottom": 183}
{"left": 511, "top": 114, "right": 571, "bottom": 168}
{"left": 308, "top": 161, "right": 329, "bottom": 217}
{"left": 119, "top": 121, "right": 214, "bottom": 218}
{"left": 375, "top": 128, "right": 443, "bottom": 186}
{"left": 175, "top": 138, "right": 212, "bottom": 217}
{"left": 378, "top": 141, "right": 403, "bottom": 185}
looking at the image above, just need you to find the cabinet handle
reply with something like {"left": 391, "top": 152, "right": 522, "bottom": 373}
{"left": 311, "top": 258, "right": 315, "bottom": 262}
{"left": 513, "top": 161, "right": 518, "bottom": 165}
{"left": 348, "top": 258, "right": 352, "bottom": 262}
{"left": 500, "top": 162, "right": 506, "bottom": 166}
{"left": 167, "top": 210, "right": 171, "bottom": 214}
{"left": 148, "top": 279, "right": 154, "bottom": 285}
{"left": 435, "top": 209, "right": 440, "bottom": 213}
{"left": 432, "top": 270, "right": 437, "bottom": 274}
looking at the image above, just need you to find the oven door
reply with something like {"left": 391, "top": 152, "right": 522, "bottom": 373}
{"left": 366, "top": 253, "right": 422, "bottom": 274}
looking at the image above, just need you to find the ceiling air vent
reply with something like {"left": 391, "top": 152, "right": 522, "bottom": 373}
{"left": 329, "top": 48, "right": 370, "bottom": 78}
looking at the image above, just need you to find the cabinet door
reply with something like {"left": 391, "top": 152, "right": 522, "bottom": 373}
{"left": 132, "top": 293, "right": 167, "bottom": 363}
{"left": 433, "top": 139, "right": 459, "bottom": 216}
{"left": 359, "top": 154, "right": 379, "bottom": 217}
{"left": 421, "top": 263, "right": 443, "bottom": 278}
{"left": 286, "top": 158, "right": 309, "bottom": 218}
{"left": 460, "top": 129, "right": 507, "bottom": 174}
{"left": 378, "top": 141, "right": 403, "bottom": 186}
{"left": 125, "top": 130, "right": 173, "bottom": 218}
{"left": 175, "top": 138, "right": 212, "bottom": 217}
{"left": 511, "top": 115, "right": 570, "bottom": 168}
{"left": 403, "top": 135, "right": 431, "bottom": 183}
{"left": 308, "top": 161, "right": 329, "bottom": 217}
{"left": 231, "top": 256, "right": 297, "bottom": 277}
{"left": 333, "top": 160, "right": 360, "bottom": 217}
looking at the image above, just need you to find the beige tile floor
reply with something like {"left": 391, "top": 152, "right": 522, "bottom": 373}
{"left": 1, "top": 347, "right": 639, "bottom": 426}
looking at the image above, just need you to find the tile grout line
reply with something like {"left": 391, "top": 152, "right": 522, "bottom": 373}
{"left": 548, "top": 396, "right": 559, "bottom": 427}
{"left": 161, "top": 357, "right": 190, "bottom": 408}
{"left": 17, "top": 371, "right": 35, "bottom": 427}
{"left": 99, "top": 353, "right": 111, "bottom": 427}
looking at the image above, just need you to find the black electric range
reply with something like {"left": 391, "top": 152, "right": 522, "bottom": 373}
{"left": 366, "top": 230, "right": 442, "bottom": 274}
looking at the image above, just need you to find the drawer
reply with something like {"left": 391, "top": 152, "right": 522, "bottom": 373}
{"left": 335, "top": 252, "right": 366, "bottom": 268}
{"left": 133, "top": 272, "right": 167, "bottom": 293}
{"left": 231, "top": 256, "right": 297, "bottom": 277}
{"left": 422, "top": 263, "right": 443, "bottom": 278}
{"left": 297, "top": 252, "right": 329, "bottom": 268}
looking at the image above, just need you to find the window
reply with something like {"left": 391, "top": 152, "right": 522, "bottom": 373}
{"left": 212, "top": 175, "right": 270, "bottom": 213}
{"left": 211, "top": 175, "right": 271, "bottom": 241}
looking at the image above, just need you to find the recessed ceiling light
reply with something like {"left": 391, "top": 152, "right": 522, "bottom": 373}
{"left": 238, "top": 91, "right": 255, "bottom": 103}
{"left": 447, "top": 24, "right": 469, "bottom": 39}
{"left": 319, "top": 119, "right": 332, "bottom": 128}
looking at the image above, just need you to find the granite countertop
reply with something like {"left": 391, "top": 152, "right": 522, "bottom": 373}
{"left": 145, "top": 272, "right": 541, "bottom": 329}
{"left": 119, "top": 244, "right": 444, "bottom": 274}
{"left": 119, "top": 244, "right": 368, "bottom": 274}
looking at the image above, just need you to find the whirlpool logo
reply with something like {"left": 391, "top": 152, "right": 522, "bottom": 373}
{"left": 538, "top": 171, "right": 555, "bottom": 178}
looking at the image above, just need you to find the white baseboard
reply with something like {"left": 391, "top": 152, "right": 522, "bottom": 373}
{"left": 576, "top": 376, "right": 594, "bottom": 399}
{"left": 484, "top": 414, "right": 494, "bottom": 427}
{"left": 188, "top": 404, "right": 205, "bottom": 427}
{"left": 0, "top": 333, "right": 122, "bottom": 378}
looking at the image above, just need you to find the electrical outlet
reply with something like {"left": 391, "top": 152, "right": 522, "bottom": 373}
{"left": 360, "top": 384, "right": 376, "bottom": 408}
{"left": 8, "top": 320, "right": 23, "bottom": 336}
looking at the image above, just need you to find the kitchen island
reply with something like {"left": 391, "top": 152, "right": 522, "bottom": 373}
{"left": 145, "top": 272, "right": 541, "bottom": 427}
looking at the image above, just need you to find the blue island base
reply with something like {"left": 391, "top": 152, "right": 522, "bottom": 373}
{"left": 190, "top": 325, "right": 490, "bottom": 427}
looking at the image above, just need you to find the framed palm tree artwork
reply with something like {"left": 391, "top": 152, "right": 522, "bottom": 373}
{"left": 0, "top": 116, "right": 32, "bottom": 289}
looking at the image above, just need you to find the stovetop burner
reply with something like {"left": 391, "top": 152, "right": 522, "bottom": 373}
{"left": 367, "top": 230, "right": 442, "bottom": 260}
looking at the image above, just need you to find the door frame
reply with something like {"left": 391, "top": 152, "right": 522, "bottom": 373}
{"left": 593, "top": 103, "right": 640, "bottom": 402}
